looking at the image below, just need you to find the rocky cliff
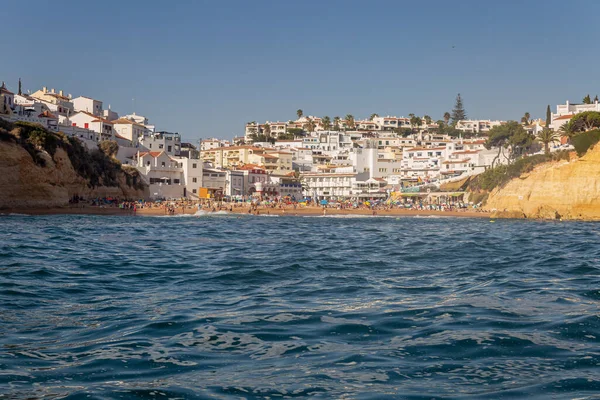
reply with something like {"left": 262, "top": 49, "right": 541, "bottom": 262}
{"left": 485, "top": 146, "right": 600, "bottom": 220}
{"left": 0, "top": 139, "right": 148, "bottom": 209}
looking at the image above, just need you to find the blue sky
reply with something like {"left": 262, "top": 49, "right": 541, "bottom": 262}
{"left": 2, "top": 0, "right": 599, "bottom": 141}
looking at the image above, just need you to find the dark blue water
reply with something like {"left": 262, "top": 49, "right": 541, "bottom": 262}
{"left": 1, "top": 214, "right": 599, "bottom": 399}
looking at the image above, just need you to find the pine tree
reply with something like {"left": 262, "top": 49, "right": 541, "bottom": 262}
{"left": 546, "top": 105, "right": 552, "bottom": 128}
{"left": 583, "top": 94, "right": 592, "bottom": 104}
{"left": 451, "top": 93, "right": 466, "bottom": 124}
{"left": 18, "top": 78, "right": 22, "bottom": 96}
{"left": 595, "top": 95, "right": 599, "bottom": 103}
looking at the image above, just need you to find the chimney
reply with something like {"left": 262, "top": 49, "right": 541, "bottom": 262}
{"left": 59, "top": 90, "right": 64, "bottom": 96}
{"left": 68, "top": 94, "right": 72, "bottom": 99}
{"left": 43, "top": 86, "right": 47, "bottom": 93}
{"left": 51, "top": 88, "right": 55, "bottom": 94}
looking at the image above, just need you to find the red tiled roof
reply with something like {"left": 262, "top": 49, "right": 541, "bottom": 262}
{"left": 554, "top": 114, "right": 574, "bottom": 121}
{"left": 38, "top": 110, "right": 57, "bottom": 119}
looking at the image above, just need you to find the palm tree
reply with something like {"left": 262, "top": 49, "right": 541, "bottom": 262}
{"left": 408, "top": 113, "right": 415, "bottom": 119}
{"left": 558, "top": 122, "right": 575, "bottom": 140}
{"left": 537, "top": 128, "right": 559, "bottom": 154}
{"left": 369, "top": 113, "right": 379, "bottom": 121}
{"left": 409, "top": 115, "right": 422, "bottom": 131}
{"left": 443, "top": 112, "right": 451, "bottom": 125}
{"left": 521, "top": 112, "right": 531, "bottom": 125}
{"left": 423, "top": 115, "right": 432, "bottom": 125}
{"left": 322, "top": 116, "right": 331, "bottom": 130}
{"left": 304, "top": 118, "right": 316, "bottom": 133}
{"left": 263, "top": 123, "right": 271, "bottom": 139}
{"left": 333, "top": 116, "right": 341, "bottom": 131}
{"left": 296, "top": 109, "right": 303, "bottom": 119}
{"left": 345, "top": 114, "right": 355, "bottom": 130}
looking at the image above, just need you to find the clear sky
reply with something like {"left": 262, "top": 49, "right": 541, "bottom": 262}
{"left": 2, "top": 0, "right": 599, "bottom": 142}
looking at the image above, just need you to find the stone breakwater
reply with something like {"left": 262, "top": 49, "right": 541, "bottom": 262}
{"left": 485, "top": 147, "right": 600, "bottom": 220}
{"left": 0, "top": 141, "right": 148, "bottom": 209}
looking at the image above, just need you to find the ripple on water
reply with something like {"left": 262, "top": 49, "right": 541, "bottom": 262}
{"left": 0, "top": 215, "right": 599, "bottom": 399}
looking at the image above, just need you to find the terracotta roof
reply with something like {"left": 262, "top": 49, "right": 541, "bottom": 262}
{"left": 75, "top": 111, "right": 113, "bottom": 124}
{"left": 38, "top": 110, "right": 57, "bottom": 119}
{"left": 0, "top": 86, "right": 13, "bottom": 95}
{"left": 262, "top": 154, "right": 279, "bottom": 159}
{"left": 554, "top": 114, "right": 574, "bottom": 121}
{"left": 115, "top": 133, "right": 130, "bottom": 140}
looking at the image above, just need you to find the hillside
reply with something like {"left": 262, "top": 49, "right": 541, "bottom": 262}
{"left": 484, "top": 146, "right": 600, "bottom": 220}
{"left": 0, "top": 119, "right": 148, "bottom": 209}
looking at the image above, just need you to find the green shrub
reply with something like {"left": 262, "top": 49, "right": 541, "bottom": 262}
{"left": 571, "top": 129, "right": 600, "bottom": 156}
{"left": 0, "top": 119, "right": 145, "bottom": 190}
{"left": 469, "top": 150, "right": 571, "bottom": 192}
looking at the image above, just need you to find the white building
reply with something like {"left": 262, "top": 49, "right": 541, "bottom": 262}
{"left": 67, "top": 111, "right": 115, "bottom": 140}
{"left": 455, "top": 120, "right": 504, "bottom": 134}
{"left": 139, "top": 131, "right": 181, "bottom": 156}
{"left": 72, "top": 96, "right": 103, "bottom": 117}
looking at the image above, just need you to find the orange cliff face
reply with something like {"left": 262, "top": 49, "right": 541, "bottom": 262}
{"left": 0, "top": 140, "right": 148, "bottom": 209}
{"left": 484, "top": 147, "right": 600, "bottom": 220}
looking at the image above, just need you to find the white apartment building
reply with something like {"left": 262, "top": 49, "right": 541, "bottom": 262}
{"left": 112, "top": 118, "right": 147, "bottom": 145}
{"left": 30, "top": 87, "right": 74, "bottom": 116}
{"left": 72, "top": 96, "right": 103, "bottom": 117}
{"left": 139, "top": 131, "right": 181, "bottom": 156}
{"left": 553, "top": 100, "right": 600, "bottom": 118}
{"left": 455, "top": 120, "right": 504, "bottom": 134}
{"left": 67, "top": 111, "right": 114, "bottom": 140}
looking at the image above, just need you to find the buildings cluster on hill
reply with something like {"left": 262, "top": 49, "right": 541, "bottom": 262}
{"left": 0, "top": 79, "right": 588, "bottom": 201}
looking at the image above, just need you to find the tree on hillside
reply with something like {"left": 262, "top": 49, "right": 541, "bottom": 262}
{"left": 263, "top": 123, "right": 271, "bottom": 138}
{"left": 423, "top": 115, "right": 432, "bottom": 125}
{"left": 443, "top": 112, "right": 451, "bottom": 125}
{"left": 98, "top": 140, "right": 119, "bottom": 158}
{"left": 410, "top": 115, "right": 422, "bottom": 132}
{"left": 583, "top": 94, "right": 592, "bottom": 104}
{"left": 345, "top": 114, "right": 355, "bottom": 129}
{"left": 333, "top": 116, "right": 341, "bottom": 131}
{"left": 369, "top": 113, "right": 379, "bottom": 121}
{"left": 322, "top": 116, "right": 331, "bottom": 130}
{"left": 451, "top": 93, "right": 467, "bottom": 125}
{"left": 559, "top": 122, "right": 576, "bottom": 140}
{"left": 521, "top": 112, "right": 531, "bottom": 125}
{"left": 304, "top": 118, "right": 316, "bottom": 133}
{"left": 485, "top": 121, "right": 532, "bottom": 166}
{"left": 296, "top": 109, "right": 303, "bottom": 119}
{"left": 546, "top": 105, "right": 552, "bottom": 128}
{"left": 569, "top": 111, "right": 600, "bottom": 133}
{"left": 537, "top": 128, "right": 559, "bottom": 155}
{"left": 595, "top": 95, "right": 599, "bottom": 103}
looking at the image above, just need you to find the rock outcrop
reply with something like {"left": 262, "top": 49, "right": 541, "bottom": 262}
{"left": 485, "top": 146, "right": 600, "bottom": 220}
{"left": 0, "top": 140, "right": 148, "bottom": 209}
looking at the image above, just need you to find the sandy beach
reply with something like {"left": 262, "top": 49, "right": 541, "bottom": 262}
{"left": 136, "top": 205, "right": 491, "bottom": 218}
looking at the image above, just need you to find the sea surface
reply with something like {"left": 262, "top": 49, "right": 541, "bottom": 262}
{"left": 1, "top": 213, "right": 599, "bottom": 399}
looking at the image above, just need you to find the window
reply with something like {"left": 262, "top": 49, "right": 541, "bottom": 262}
{"left": 174, "top": 179, "right": 180, "bottom": 184}
{"left": 192, "top": 178, "right": 197, "bottom": 183}
{"left": 192, "top": 163, "right": 197, "bottom": 168}
{"left": 168, "top": 146, "right": 172, "bottom": 152}
{"left": 161, "top": 162, "right": 165, "bottom": 167}
{"left": 193, "top": 189, "right": 197, "bottom": 194}
{"left": 146, "top": 161, "right": 150, "bottom": 166}
{"left": 159, "top": 144, "right": 164, "bottom": 149}
{"left": 149, "top": 144, "right": 152, "bottom": 148}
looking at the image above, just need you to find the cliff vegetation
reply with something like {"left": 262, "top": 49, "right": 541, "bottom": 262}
{"left": 0, "top": 119, "right": 148, "bottom": 209}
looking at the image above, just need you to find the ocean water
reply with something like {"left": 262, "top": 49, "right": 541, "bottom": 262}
{"left": 1, "top": 214, "right": 599, "bottom": 399}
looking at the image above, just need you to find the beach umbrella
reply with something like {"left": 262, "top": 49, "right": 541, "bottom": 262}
{"left": 320, "top": 200, "right": 328, "bottom": 205}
